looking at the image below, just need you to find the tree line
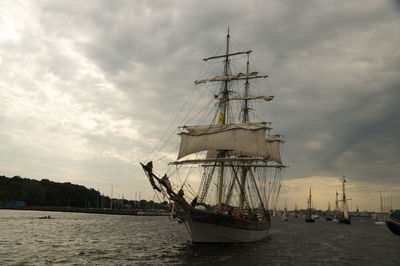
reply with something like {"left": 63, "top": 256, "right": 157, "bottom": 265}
{"left": 0, "top": 175, "right": 169, "bottom": 210}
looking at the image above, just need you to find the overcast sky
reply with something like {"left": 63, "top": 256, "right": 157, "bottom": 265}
{"left": 1, "top": 0, "right": 399, "bottom": 211}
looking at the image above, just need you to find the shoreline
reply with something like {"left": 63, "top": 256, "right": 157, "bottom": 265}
{"left": 0, "top": 206, "right": 168, "bottom": 216}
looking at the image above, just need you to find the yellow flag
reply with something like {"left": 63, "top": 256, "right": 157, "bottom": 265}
{"left": 218, "top": 111, "right": 224, "bottom": 124}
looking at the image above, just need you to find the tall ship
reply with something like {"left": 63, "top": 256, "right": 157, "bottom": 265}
{"left": 338, "top": 176, "right": 351, "bottom": 224}
{"left": 333, "top": 190, "right": 340, "bottom": 222}
{"left": 283, "top": 200, "right": 289, "bottom": 222}
{"left": 305, "top": 188, "right": 315, "bottom": 223}
{"left": 326, "top": 202, "right": 333, "bottom": 221}
{"left": 141, "top": 29, "right": 286, "bottom": 243}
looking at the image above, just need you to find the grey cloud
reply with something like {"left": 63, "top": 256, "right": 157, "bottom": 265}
{"left": 1, "top": 0, "right": 399, "bottom": 205}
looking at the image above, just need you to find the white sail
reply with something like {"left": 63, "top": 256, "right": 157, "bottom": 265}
{"left": 266, "top": 136, "right": 282, "bottom": 163}
{"left": 178, "top": 123, "right": 269, "bottom": 159}
{"left": 182, "top": 123, "right": 268, "bottom": 134}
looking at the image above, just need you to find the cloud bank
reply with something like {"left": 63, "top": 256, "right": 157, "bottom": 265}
{"left": 0, "top": 0, "right": 399, "bottom": 209}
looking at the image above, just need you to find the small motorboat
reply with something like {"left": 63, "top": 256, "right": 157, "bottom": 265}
{"left": 38, "top": 215, "right": 53, "bottom": 219}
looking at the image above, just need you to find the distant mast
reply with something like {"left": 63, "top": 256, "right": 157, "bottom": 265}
{"left": 305, "top": 187, "right": 315, "bottom": 222}
{"left": 339, "top": 175, "right": 351, "bottom": 224}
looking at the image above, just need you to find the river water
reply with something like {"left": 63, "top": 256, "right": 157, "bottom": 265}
{"left": 0, "top": 210, "right": 398, "bottom": 265}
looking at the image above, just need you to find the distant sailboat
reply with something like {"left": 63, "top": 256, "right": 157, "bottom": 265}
{"left": 374, "top": 192, "right": 387, "bottom": 225}
{"left": 326, "top": 202, "right": 333, "bottom": 221}
{"left": 305, "top": 188, "right": 315, "bottom": 223}
{"left": 338, "top": 176, "right": 351, "bottom": 224}
{"left": 283, "top": 200, "right": 288, "bottom": 222}
{"left": 333, "top": 190, "right": 339, "bottom": 222}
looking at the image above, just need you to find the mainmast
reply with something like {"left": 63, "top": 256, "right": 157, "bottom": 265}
{"left": 341, "top": 175, "right": 350, "bottom": 220}
{"left": 342, "top": 176, "right": 346, "bottom": 202}
{"left": 335, "top": 190, "right": 339, "bottom": 211}
{"left": 239, "top": 53, "right": 251, "bottom": 212}
{"left": 217, "top": 28, "right": 230, "bottom": 212}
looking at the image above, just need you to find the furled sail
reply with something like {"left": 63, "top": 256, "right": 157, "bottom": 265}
{"left": 177, "top": 123, "right": 269, "bottom": 159}
{"left": 228, "top": 96, "right": 274, "bottom": 101}
{"left": 194, "top": 72, "right": 268, "bottom": 85}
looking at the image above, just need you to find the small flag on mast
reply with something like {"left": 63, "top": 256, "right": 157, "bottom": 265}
{"left": 218, "top": 111, "right": 223, "bottom": 124}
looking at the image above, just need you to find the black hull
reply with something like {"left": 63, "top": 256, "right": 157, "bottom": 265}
{"left": 190, "top": 209, "right": 270, "bottom": 231}
{"left": 385, "top": 211, "right": 400, "bottom": 236}
{"left": 305, "top": 218, "right": 315, "bottom": 223}
{"left": 184, "top": 209, "right": 271, "bottom": 242}
{"left": 339, "top": 218, "right": 351, "bottom": 224}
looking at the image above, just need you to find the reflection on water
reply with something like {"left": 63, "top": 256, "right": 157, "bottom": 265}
{"left": 0, "top": 210, "right": 398, "bottom": 265}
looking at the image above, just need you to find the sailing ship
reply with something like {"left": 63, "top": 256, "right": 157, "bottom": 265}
{"left": 305, "top": 188, "right": 315, "bottom": 223}
{"left": 332, "top": 190, "right": 340, "bottom": 222}
{"left": 283, "top": 200, "right": 289, "bottom": 222}
{"left": 325, "top": 202, "right": 333, "bottom": 221}
{"left": 338, "top": 176, "right": 351, "bottom": 224}
{"left": 141, "top": 29, "right": 286, "bottom": 243}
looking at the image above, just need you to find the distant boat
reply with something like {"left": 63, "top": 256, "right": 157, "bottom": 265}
{"left": 294, "top": 204, "right": 299, "bottom": 218}
{"left": 374, "top": 192, "right": 388, "bottom": 225}
{"left": 326, "top": 202, "right": 333, "bottom": 221}
{"left": 338, "top": 176, "right": 351, "bottom": 224}
{"left": 385, "top": 210, "right": 400, "bottom": 236}
{"left": 305, "top": 188, "right": 315, "bottom": 223}
{"left": 38, "top": 215, "right": 53, "bottom": 219}
{"left": 283, "top": 200, "right": 289, "bottom": 222}
{"left": 333, "top": 190, "right": 340, "bottom": 222}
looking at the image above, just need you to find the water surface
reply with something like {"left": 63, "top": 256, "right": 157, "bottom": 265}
{"left": 0, "top": 210, "right": 398, "bottom": 265}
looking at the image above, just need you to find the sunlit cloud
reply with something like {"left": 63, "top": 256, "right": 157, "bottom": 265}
{"left": 0, "top": 0, "right": 399, "bottom": 206}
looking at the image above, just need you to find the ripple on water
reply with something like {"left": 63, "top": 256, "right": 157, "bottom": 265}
{"left": 0, "top": 211, "right": 399, "bottom": 265}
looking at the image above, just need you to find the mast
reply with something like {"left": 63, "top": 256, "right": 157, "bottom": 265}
{"left": 342, "top": 175, "right": 349, "bottom": 219}
{"left": 284, "top": 199, "right": 287, "bottom": 216}
{"left": 243, "top": 53, "right": 250, "bottom": 123}
{"left": 342, "top": 176, "right": 346, "bottom": 203}
{"left": 217, "top": 28, "right": 230, "bottom": 212}
{"left": 239, "top": 53, "right": 251, "bottom": 212}
{"left": 335, "top": 190, "right": 339, "bottom": 212}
